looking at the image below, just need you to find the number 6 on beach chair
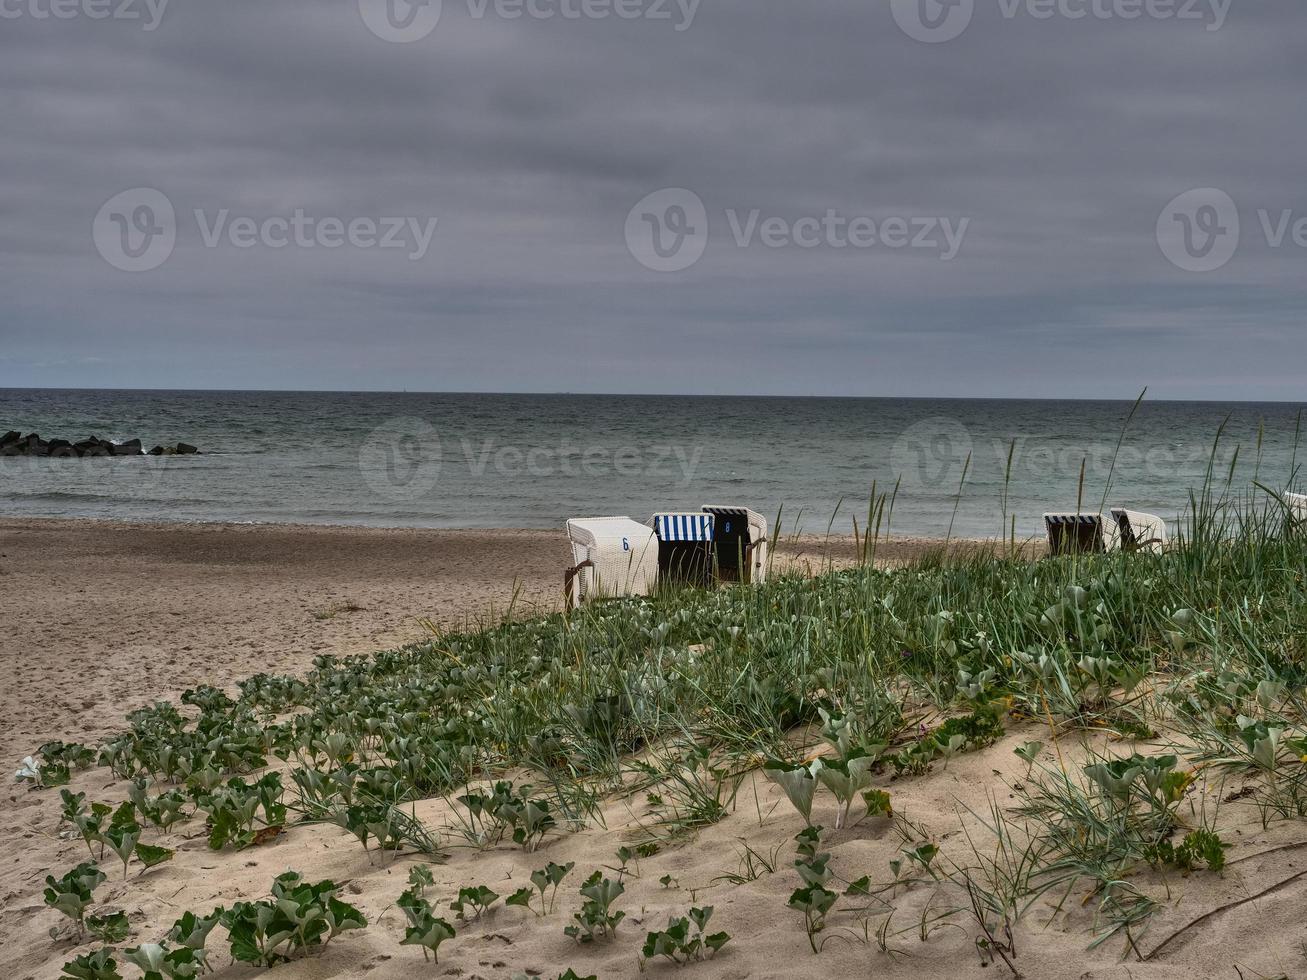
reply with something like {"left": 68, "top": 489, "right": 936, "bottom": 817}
{"left": 701, "top": 505, "right": 769, "bottom": 584}
{"left": 564, "top": 517, "right": 658, "bottom": 609}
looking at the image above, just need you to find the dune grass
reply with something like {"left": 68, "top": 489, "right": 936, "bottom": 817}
{"left": 29, "top": 446, "right": 1307, "bottom": 976}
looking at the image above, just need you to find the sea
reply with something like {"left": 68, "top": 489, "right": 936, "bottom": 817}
{"left": 0, "top": 389, "right": 1303, "bottom": 540}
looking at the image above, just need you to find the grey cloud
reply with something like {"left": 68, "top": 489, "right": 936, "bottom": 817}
{"left": 0, "top": 0, "right": 1305, "bottom": 397}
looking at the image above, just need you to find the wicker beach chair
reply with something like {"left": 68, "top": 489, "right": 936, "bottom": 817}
{"left": 1044, "top": 513, "right": 1120, "bottom": 556}
{"left": 650, "top": 512, "right": 716, "bottom": 589}
{"left": 1283, "top": 492, "right": 1307, "bottom": 532}
{"left": 564, "top": 517, "right": 658, "bottom": 609}
{"left": 1110, "top": 509, "right": 1167, "bottom": 554}
{"left": 701, "top": 505, "right": 769, "bottom": 584}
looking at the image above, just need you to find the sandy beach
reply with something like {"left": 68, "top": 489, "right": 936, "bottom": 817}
{"left": 4, "top": 518, "right": 1301, "bottom": 980}
{"left": 0, "top": 519, "right": 966, "bottom": 765}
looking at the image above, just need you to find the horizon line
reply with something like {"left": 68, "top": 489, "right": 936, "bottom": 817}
{"left": 1, "top": 385, "right": 1306, "bottom": 406}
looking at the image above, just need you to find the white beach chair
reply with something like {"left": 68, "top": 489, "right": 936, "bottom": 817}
{"left": 702, "top": 505, "right": 769, "bottom": 584}
{"left": 1043, "top": 513, "right": 1120, "bottom": 556}
{"left": 650, "top": 512, "right": 716, "bottom": 588}
{"left": 1110, "top": 509, "right": 1167, "bottom": 554}
{"left": 564, "top": 517, "right": 658, "bottom": 609}
{"left": 1282, "top": 492, "right": 1307, "bottom": 531}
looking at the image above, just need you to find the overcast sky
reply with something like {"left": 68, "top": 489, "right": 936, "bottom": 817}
{"left": 1, "top": 0, "right": 1304, "bottom": 399}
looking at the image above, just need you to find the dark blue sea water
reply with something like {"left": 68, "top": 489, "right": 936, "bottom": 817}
{"left": 0, "top": 390, "right": 1303, "bottom": 539}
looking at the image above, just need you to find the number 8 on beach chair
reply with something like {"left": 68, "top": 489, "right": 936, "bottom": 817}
{"left": 650, "top": 512, "right": 716, "bottom": 589}
{"left": 564, "top": 517, "right": 658, "bottom": 609}
{"left": 702, "top": 505, "right": 769, "bottom": 584}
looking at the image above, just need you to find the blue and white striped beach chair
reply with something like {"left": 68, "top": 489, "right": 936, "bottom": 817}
{"left": 651, "top": 512, "right": 716, "bottom": 588}
{"left": 1044, "top": 513, "right": 1120, "bottom": 556}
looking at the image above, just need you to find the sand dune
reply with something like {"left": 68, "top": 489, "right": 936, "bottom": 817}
{"left": 5, "top": 519, "right": 1291, "bottom": 980}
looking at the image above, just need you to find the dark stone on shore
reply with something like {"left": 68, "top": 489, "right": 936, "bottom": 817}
{"left": 0, "top": 432, "right": 196, "bottom": 457}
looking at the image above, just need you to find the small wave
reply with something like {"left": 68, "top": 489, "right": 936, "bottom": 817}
{"left": 1, "top": 489, "right": 220, "bottom": 506}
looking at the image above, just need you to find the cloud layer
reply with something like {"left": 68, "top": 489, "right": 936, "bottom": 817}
{"left": 2, "top": 0, "right": 1304, "bottom": 397}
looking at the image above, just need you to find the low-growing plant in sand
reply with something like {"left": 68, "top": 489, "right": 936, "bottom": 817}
{"left": 507, "top": 860, "right": 574, "bottom": 915}
{"left": 59, "top": 949, "right": 122, "bottom": 980}
{"left": 1145, "top": 827, "right": 1229, "bottom": 873}
{"left": 630, "top": 741, "right": 745, "bottom": 841}
{"left": 449, "top": 884, "right": 499, "bottom": 920}
{"left": 641, "top": 906, "right": 731, "bottom": 966}
{"left": 452, "top": 780, "right": 557, "bottom": 851}
{"left": 785, "top": 827, "right": 841, "bottom": 953}
{"left": 44, "top": 861, "right": 107, "bottom": 936}
{"left": 788, "top": 883, "right": 838, "bottom": 954}
{"left": 194, "top": 773, "right": 286, "bottom": 850}
{"left": 221, "top": 872, "right": 366, "bottom": 966}
{"left": 397, "top": 887, "right": 457, "bottom": 962}
{"left": 164, "top": 907, "right": 224, "bottom": 971}
{"left": 563, "top": 871, "right": 625, "bottom": 943}
{"left": 123, "top": 941, "right": 210, "bottom": 980}
{"left": 66, "top": 798, "right": 174, "bottom": 878}
{"left": 128, "top": 778, "right": 191, "bottom": 832}
{"left": 891, "top": 703, "right": 1006, "bottom": 776}
{"left": 407, "top": 863, "right": 436, "bottom": 895}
